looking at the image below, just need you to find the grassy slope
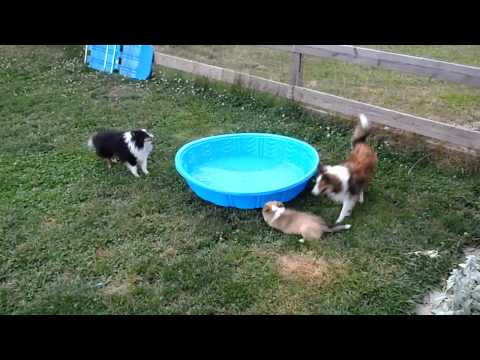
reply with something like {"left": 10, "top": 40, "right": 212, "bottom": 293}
{"left": 156, "top": 45, "right": 480, "bottom": 130}
{"left": 0, "top": 46, "right": 479, "bottom": 314}
{"left": 363, "top": 45, "right": 480, "bottom": 66}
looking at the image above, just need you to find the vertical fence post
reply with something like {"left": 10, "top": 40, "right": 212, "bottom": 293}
{"left": 289, "top": 47, "right": 304, "bottom": 87}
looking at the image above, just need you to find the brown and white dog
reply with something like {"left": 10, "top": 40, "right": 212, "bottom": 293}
{"left": 262, "top": 201, "right": 351, "bottom": 243}
{"left": 311, "top": 114, "right": 377, "bottom": 224}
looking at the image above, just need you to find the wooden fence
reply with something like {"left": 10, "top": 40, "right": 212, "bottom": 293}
{"left": 154, "top": 46, "right": 480, "bottom": 153}
{"left": 263, "top": 45, "right": 480, "bottom": 88}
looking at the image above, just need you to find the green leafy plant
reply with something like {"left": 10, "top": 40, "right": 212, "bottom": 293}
{"left": 432, "top": 256, "right": 480, "bottom": 315}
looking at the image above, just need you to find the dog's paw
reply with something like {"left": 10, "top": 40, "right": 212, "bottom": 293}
{"left": 344, "top": 224, "right": 352, "bottom": 230}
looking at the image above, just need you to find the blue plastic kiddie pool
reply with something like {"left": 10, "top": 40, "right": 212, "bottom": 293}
{"left": 175, "top": 133, "right": 320, "bottom": 209}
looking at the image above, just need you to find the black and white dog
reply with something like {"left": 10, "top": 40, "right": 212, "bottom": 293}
{"left": 88, "top": 129, "right": 154, "bottom": 177}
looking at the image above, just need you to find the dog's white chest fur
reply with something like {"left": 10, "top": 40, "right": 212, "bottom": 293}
{"left": 123, "top": 132, "right": 153, "bottom": 162}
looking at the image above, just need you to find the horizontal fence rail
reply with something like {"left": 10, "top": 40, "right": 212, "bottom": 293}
{"left": 154, "top": 51, "right": 480, "bottom": 152}
{"left": 260, "top": 45, "right": 480, "bottom": 87}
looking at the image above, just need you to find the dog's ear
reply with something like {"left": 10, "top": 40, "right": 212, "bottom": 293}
{"left": 318, "top": 165, "right": 326, "bottom": 175}
{"left": 143, "top": 129, "right": 154, "bottom": 138}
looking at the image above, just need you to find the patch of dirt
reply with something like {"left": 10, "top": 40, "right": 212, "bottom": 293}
{"left": 15, "top": 243, "right": 33, "bottom": 253}
{"left": 108, "top": 85, "right": 140, "bottom": 101}
{"left": 100, "top": 275, "right": 142, "bottom": 297}
{"left": 108, "top": 86, "right": 128, "bottom": 101}
{"left": 44, "top": 217, "right": 56, "bottom": 225}
{"left": 95, "top": 248, "right": 113, "bottom": 258}
{"left": 41, "top": 217, "right": 58, "bottom": 232}
{"left": 101, "top": 281, "right": 130, "bottom": 296}
{"left": 276, "top": 254, "right": 345, "bottom": 285}
{"left": 162, "top": 246, "right": 178, "bottom": 257}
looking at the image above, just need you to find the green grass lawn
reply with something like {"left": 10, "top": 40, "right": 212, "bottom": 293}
{"left": 1, "top": 45, "right": 479, "bottom": 314}
{"left": 156, "top": 45, "right": 480, "bottom": 130}
{"left": 363, "top": 45, "right": 480, "bottom": 66}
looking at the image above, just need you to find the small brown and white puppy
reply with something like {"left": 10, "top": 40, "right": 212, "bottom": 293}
{"left": 262, "top": 201, "right": 351, "bottom": 243}
{"left": 312, "top": 114, "right": 378, "bottom": 224}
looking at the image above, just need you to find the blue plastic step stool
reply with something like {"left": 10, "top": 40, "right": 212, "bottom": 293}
{"left": 119, "top": 45, "right": 155, "bottom": 80}
{"left": 84, "top": 45, "right": 121, "bottom": 73}
{"left": 84, "top": 45, "right": 155, "bottom": 80}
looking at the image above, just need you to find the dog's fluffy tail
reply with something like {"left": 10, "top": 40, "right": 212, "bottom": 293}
{"left": 352, "top": 113, "right": 371, "bottom": 147}
{"left": 329, "top": 224, "right": 352, "bottom": 232}
{"left": 87, "top": 136, "right": 94, "bottom": 149}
